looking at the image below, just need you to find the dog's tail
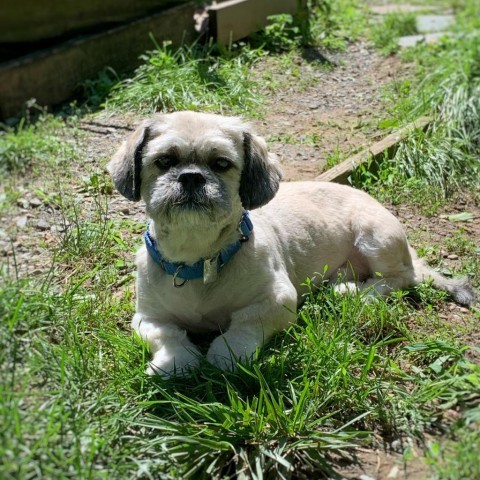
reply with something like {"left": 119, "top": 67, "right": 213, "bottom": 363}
{"left": 411, "top": 249, "right": 476, "bottom": 307}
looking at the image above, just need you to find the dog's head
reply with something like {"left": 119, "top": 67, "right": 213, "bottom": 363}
{"left": 108, "top": 112, "right": 282, "bottom": 225}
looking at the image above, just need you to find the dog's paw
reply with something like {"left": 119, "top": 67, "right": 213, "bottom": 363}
{"left": 146, "top": 344, "right": 200, "bottom": 377}
{"left": 206, "top": 351, "right": 236, "bottom": 371}
{"left": 333, "top": 282, "right": 359, "bottom": 295}
{"left": 206, "top": 334, "right": 255, "bottom": 371}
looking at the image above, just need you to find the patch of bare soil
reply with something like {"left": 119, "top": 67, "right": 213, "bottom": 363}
{"left": 390, "top": 193, "right": 480, "bottom": 351}
{"left": 251, "top": 40, "right": 412, "bottom": 180}
{"left": 330, "top": 442, "right": 430, "bottom": 480}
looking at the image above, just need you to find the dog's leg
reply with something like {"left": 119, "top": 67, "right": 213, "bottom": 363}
{"left": 132, "top": 314, "right": 201, "bottom": 376}
{"left": 206, "top": 281, "right": 297, "bottom": 370}
{"left": 353, "top": 232, "right": 415, "bottom": 299}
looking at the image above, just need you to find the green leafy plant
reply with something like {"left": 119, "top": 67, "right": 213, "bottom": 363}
{"left": 254, "top": 14, "right": 302, "bottom": 52}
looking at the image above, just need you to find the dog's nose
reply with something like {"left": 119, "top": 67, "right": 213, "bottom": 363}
{"left": 177, "top": 171, "right": 206, "bottom": 190}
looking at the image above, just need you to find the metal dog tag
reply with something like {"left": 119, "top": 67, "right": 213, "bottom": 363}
{"left": 203, "top": 257, "right": 219, "bottom": 284}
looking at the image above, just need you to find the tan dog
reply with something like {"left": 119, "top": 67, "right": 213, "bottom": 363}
{"left": 108, "top": 111, "right": 475, "bottom": 375}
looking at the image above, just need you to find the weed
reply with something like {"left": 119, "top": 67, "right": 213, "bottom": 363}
{"left": 444, "top": 229, "right": 477, "bottom": 257}
{"left": 427, "top": 427, "right": 480, "bottom": 480}
{"left": 354, "top": 9, "right": 480, "bottom": 210}
{"left": 312, "top": 0, "right": 368, "bottom": 50}
{"left": 0, "top": 114, "right": 78, "bottom": 174}
{"left": 81, "top": 67, "right": 121, "bottom": 110}
{"left": 370, "top": 13, "right": 418, "bottom": 55}
{"left": 325, "top": 145, "right": 344, "bottom": 168}
{"left": 253, "top": 14, "right": 303, "bottom": 52}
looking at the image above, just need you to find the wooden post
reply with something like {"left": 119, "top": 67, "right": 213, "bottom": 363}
{"left": 209, "top": 0, "right": 307, "bottom": 45}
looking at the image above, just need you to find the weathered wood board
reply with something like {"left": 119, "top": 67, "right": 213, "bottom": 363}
{"left": 209, "top": 0, "right": 306, "bottom": 45}
{"left": 315, "top": 117, "right": 431, "bottom": 184}
{"left": 0, "top": 0, "right": 187, "bottom": 44}
{"left": 0, "top": 3, "right": 198, "bottom": 118}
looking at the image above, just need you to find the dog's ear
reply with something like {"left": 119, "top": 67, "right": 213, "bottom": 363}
{"left": 240, "top": 132, "right": 282, "bottom": 210}
{"left": 107, "top": 121, "right": 152, "bottom": 201}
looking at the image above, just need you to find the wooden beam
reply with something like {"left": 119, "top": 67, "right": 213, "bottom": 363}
{"left": 0, "top": 0, "right": 188, "bottom": 44}
{"left": 315, "top": 116, "right": 431, "bottom": 184}
{"left": 0, "top": 2, "right": 198, "bottom": 119}
{"left": 209, "top": 0, "right": 306, "bottom": 45}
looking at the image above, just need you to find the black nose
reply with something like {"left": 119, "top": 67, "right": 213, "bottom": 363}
{"left": 177, "top": 171, "right": 206, "bottom": 190}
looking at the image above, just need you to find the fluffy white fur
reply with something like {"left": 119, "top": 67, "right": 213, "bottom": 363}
{"left": 108, "top": 112, "right": 475, "bottom": 376}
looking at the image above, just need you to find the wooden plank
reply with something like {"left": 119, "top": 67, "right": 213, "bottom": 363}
{"left": 209, "top": 0, "right": 305, "bottom": 45}
{"left": 315, "top": 116, "right": 431, "bottom": 184}
{"left": 0, "top": 3, "right": 198, "bottom": 119}
{"left": 0, "top": 0, "right": 188, "bottom": 44}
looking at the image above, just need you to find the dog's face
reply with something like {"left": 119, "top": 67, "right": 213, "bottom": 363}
{"left": 108, "top": 112, "right": 282, "bottom": 226}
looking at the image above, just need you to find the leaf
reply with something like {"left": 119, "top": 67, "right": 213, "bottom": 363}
{"left": 428, "top": 355, "right": 451, "bottom": 373}
{"left": 441, "top": 212, "right": 474, "bottom": 222}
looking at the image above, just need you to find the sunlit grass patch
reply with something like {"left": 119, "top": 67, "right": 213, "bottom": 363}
{"left": 104, "top": 41, "right": 264, "bottom": 116}
{"left": 0, "top": 114, "right": 79, "bottom": 174}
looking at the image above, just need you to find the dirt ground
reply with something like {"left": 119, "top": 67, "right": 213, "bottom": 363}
{"left": 252, "top": 41, "right": 413, "bottom": 181}
{"left": 1, "top": 29, "right": 479, "bottom": 480}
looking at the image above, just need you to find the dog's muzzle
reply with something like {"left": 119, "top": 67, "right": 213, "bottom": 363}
{"left": 172, "top": 167, "right": 211, "bottom": 210}
{"left": 177, "top": 169, "right": 207, "bottom": 193}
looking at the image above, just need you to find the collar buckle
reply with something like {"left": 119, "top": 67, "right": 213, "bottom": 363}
{"left": 238, "top": 211, "right": 254, "bottom": 242}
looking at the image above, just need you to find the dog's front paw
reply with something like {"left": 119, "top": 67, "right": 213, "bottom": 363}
{"left": 147, "top": 344, "right": 200, "bottom": 377}
{"left": 206, "top": 333, "right": 257, "bottom": 371}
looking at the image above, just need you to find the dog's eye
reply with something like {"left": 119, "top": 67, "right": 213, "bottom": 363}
{"left": 212, "top": 158, "right": 232, "bottom": 172}
{"left": 155, "top": 156, "right": 178, "bottom": 169}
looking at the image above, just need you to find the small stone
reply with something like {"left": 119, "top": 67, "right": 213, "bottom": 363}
{"left": 16, "top": 216, "right": 28, "bottom": 229}
{"left": 387, "top": 466, "right": 399, "bottom": 478}
{"left": 447, "top": 254, "right": 459, "bottom": 260}
{"left": 359, "top": 475, "right": 376, "bottom": 480}
{"left": 121, "top": 207, "right": 130, "bottom": 215}
{"left": 16, "top": 198, "right": 29, "bottom": 209}
{"left": 36, "top": 219, "right": 50, "bottom": 231}
{"left": 459, "top": 307, "right": 469, "bottom": 314}
{"left": 416, "top": 14, "right": 455, "bottom": 34}
{"left": 30, "top": 198, "right": 43, "bottom": 208}
{"left": 390, "top": 439, "right": 403, "bottom": 452}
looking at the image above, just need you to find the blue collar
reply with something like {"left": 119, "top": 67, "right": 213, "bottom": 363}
{"left": 144, "top": 212, "right": 253, "bottom": 285}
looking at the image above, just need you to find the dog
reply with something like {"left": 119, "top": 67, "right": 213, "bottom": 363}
{"left": 108, "top": 111, "right": 475, "bottom": 375}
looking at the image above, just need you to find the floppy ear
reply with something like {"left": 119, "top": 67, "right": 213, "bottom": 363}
{"left": 240, "top": 132, "right": 282, "bottom": 210}
{"left": 107, "top": 121, "right": 152, "bottom": 201}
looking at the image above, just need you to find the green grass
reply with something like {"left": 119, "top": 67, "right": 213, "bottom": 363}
{"left": 427, "top": 427, "right": 480, "bottom": 479}
{"left": 89, "top": 1, "right": 370, "bottom": 114}
{"left": 312, "top": 0, "right": 369, "bottom": 50}
{"left": 353, "top": 1, "right": 480, "bottom": 210}
{"left": 2, "top": 237, "right": 479, "bottom": 478}
{"left": 370, "top": 12, "right": 418, "bottom": 55}
{"left": 0, "top": 114, "right": 78, "bottom": 174}
{"left": 103, "top": 41, "right": 264, "bottom": 116}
